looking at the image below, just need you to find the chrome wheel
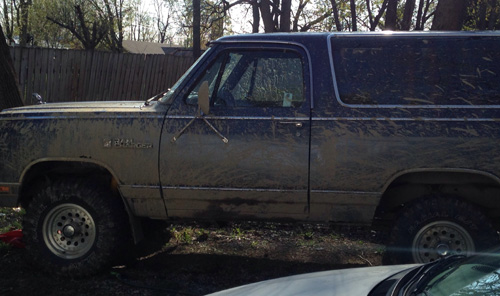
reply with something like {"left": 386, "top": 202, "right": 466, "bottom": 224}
{"left": 412, "top": 220, "right": 475, "bottom": 263}
{"left": 42, "top": 203, "right": 96, "bottom": 259}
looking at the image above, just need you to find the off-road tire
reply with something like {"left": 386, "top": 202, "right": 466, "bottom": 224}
{"left": 23, "top": 178, "right": 127, "bottom": 277}
{"left": 387, "top": 195, "right": 498, "bottom": 264}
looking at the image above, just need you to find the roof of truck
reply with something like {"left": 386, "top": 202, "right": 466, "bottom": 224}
{"left": 213, "top": 31, "right": 500, "bottom": 44}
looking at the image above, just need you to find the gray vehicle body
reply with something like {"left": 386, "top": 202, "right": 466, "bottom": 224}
{"left": 1, "top": 32, "right": 499, "bottom": 246}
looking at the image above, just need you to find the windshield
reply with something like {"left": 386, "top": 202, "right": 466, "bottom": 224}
{"left": 414, "top": 250, "right": 500, "bottom": 296}
{"left": 159, "top": 48, "right": 213, "bottom": 104}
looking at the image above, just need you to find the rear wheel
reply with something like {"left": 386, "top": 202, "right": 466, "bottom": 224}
{"left": 23, "top": 178, "right": 127, "bottom": 277}
{"left": 389, "top": 196, "right": 498, "bottom": 264}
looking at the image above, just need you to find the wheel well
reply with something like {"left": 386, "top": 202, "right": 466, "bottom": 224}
{"left": 19, "top": 161, "right": 144, "bottom": 244}
{"left": 18, "top": 161, "right": 118, "bottom": 209}
{"left": 376, "top": 171, "right": 500, "bottom": 228}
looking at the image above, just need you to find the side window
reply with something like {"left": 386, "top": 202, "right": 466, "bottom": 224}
{"left": 186, "top": 55, "right": 224, "bottom": 105}
{"left": 187, "top": 49, "right": 305, "bottom": 108}
{"left": 332, "top": 37, "right": 500, "bottom": 106}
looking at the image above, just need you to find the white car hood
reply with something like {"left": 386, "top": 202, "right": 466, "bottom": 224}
{"left": 206, "top": 264, "right": 418, "bottom": 296}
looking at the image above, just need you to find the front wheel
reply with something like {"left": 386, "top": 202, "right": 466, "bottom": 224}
{"left": 23, "top": 178, "right": 127, "bottom": 277}
{"left": 388, "top": 196, "right": 498, "bottom": 264}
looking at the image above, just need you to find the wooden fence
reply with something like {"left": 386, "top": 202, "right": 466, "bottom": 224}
{"left": 9, "top": 47, "right": 194, "bottom": 105}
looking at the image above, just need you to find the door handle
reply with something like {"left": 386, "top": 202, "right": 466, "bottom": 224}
{"left": 279, "top": 121, "right": 303, "bottom": 128}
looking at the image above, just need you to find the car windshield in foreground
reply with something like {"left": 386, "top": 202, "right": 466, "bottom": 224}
{"left": 394, "top": 249, "right": 500, "bottom": 296}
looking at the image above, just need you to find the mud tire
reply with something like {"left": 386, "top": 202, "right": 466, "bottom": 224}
{"left": 23, "top": 178, "right": 127, "bottom": 277}
{"left": 387, "top": 196, "right": 498, "bottom": 264}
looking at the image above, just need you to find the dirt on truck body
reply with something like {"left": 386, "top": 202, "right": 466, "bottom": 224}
{"left": 0, "top": 31, "right": 499, "bottom": 276}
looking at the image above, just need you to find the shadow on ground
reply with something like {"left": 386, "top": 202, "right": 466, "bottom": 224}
{"left": 0, "top": 221, "right": 385, "bottom": 295}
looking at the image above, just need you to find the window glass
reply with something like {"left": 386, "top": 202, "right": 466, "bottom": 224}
{"left": 185, "top": 54, "right": 224, "bottom": 105}
{"left": 187, "top": 49, "right": 305, "bottom": 108}
{"left": 332, "top": 37, "right": 500, "bottom": 106}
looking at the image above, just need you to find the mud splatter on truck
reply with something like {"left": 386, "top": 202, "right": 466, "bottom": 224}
{"left": 1, "top": 32, "right": 499, "bottom": 276}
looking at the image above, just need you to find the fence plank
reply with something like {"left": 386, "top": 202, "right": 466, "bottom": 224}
{"left": 9, "top": 47, "right": 193, "bottom": 103}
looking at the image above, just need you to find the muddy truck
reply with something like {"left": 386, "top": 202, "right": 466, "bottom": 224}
{"left": 1, "top": 32, "right": 499, "bottom": 276}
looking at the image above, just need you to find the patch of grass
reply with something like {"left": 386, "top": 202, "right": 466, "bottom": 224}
{"left": 303, "top": 231, "right": 314, "bottom": 240}
{"left": 232, "top": 227, "right": 243, "bottom": 239}
{"left": 170, "top": 226, "right": 208, "bottom": 245}
{"left": 298, "top": 239, "right": 317, "bottom": 247}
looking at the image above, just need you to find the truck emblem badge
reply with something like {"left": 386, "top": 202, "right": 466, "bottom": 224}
{"left": 103, "top": 139, "right": 153, "bottom": 149}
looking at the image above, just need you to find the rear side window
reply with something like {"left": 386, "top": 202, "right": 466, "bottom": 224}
{"left": 331, "top": 36, "right": 500, "bottom": 106}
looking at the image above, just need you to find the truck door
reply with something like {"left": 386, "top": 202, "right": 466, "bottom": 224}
{"left": 159, "top": 43, "right": 311, "bottom": 220}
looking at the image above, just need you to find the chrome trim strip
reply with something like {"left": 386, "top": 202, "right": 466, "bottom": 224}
{"left": 165, "top": 115, "right": 310, "bottom": 121}
{"left": 327, "top": 34, "right": 500, "bottom": 109}
{"left": 312, "top": 117, "right": 499, "bottom": 122}
{"left": 0, "top": 115, "right": 164, "bottom": 121}
{"left": 129, "top": 185, "right": 161, "bottom": 189}
{"left": 329, "top": 31, "right": 500, "bottom": 37}
{"left": 162, "top": 185, "right": 307, "bottom": 193}
{"left": 136, "top": 185, "right": 378, "bottom": 195}
{"left": 310, "top": 189, "right": 380, "bottom": 195}
{"left": 164, "top": 115, "right": 498, "bottom": 122}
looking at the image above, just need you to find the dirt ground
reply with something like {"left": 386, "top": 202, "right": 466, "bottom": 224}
{"left": 0, "top": 208, "right": 386, "bottom": 296}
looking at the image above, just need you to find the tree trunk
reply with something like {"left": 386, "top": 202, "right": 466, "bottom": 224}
{"left": 478, "top": 0, "right": 487, "bottom": 30}
{"left": 19, "top": 0, "right": 30, "bottom": 46}
{"left": 193, "top": 0, "right": 201, "bottom": 59}
{"left": 259, "top": 0, "right": 276, "bottom": 32}
{"left": 415, "top": 0, "right": 425, "bottom": 29}
{"left": 350, "top": 0, "right": 357, "bottom": 31}
{"left": 330, "top": 0, "right": 343, "bottom": 31}
{"left": 252, "top": 0, "right": 260, "bottom": 33}
{"left": 488, "top": 0, "right": 498, "bottom": 29}
{"left": 385, "top": 0, "right": 399, "bottom": 30}
{"left": 2, "top": 0, "right": 15, "bottom": 43}
{"left": 431, "top": 0, "right": 470, "bottom": 30}
{"left": 0, "top": 24, "right": 23, "bottom": 110}
{"left": 280, "top": 0, "right": 291, "bottom": 32}
{"left": 401, "top": 0, "right": 416, "bottom": 30}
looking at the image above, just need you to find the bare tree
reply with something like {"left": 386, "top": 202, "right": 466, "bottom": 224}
{"left": 251, "top": 0, "right": 259, "bottom": 32}
{"left": 99, "top": 0, "right": 127, "bottom": 53}
{"left": 292, "top": 0, "right": 332, "bottom": 32}
{"left": 366, "top": 0, "right": 389, "bottom": 31}
{"left": 47, "top": 2, "right": 108, "bottom": 51}
{"left": 401, "top": 0, "right": 416, "bottom": 30}
{"left": 2, "top": 0, "right": 16, "bottom": 43}
{"left": 154, "top": 0, "right": 172, "bottom": 43}
{"left": 19, "top": 0, "right": 30, "bottom": 46}
{"left": 415, "top": 0, "right": 436, "bottom": 30}
{"left": 487, "top": 0, "right": 499, "bottom": 29}
{"left": 281, "top": 0, "right": 291, "bottom": 31}
{"left": 330, "top": 0, "right": 343, "bottom": 31}
{"left": 193, "top": 0, "right": 201, "bottom": 58}
{"left": 0, "top": 24, "right": 23, "bottom": 110}
{"left": 350, "top": 0, "right": 357, "bottom": 31}
{"left": 431, "top": 0, "right": 470, "bottom": 30}
{"left": 385, "top": 0, "right": 399, "bottom": 30}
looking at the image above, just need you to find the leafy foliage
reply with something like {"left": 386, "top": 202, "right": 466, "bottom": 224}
{"left": 1, "top": 0, "right": 497, "bottom": 51}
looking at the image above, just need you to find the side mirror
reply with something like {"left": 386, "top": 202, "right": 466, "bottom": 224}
{"left": 32, "top": 93, "right": 45, "bottom": 104}
{"left": 198, "top": 81, "right": 210, "bottom": 115}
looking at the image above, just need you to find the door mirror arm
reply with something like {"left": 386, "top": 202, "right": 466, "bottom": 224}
{"left": 171, "top": 81, "right": 228, "bottom": 144}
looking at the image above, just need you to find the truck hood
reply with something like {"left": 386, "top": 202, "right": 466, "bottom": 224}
{"left": 0, "top": 101, "right": 163, "bottom": 117}
{"left": 206, "top": 264, "right": 418, "bottom": 296}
